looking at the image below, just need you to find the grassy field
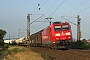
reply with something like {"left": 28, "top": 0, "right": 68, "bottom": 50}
{"left": 3, "top": 46, "right": 44, "bottom": 60}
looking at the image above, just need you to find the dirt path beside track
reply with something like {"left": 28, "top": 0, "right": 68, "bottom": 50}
{"left": 0, "top": 52, "right": 7, "bottom": 60}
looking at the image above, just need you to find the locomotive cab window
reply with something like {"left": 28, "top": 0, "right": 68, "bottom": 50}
{"left": 54, "top": 26, "right": 62, "bottom": 31}
{"left": 62, "top": 25, "right": 69, "bottom": 30}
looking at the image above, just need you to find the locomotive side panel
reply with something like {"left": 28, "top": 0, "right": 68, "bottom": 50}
{"left": 42, "top": 27, "right": 53, "bottom": 44}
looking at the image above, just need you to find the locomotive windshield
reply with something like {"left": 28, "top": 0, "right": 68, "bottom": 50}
{"left": 54, "top": 25, "right": 69, "bottom": 31}
{"left": 54, "top": 26, "right": 61, "bottom": 31}
{"left": 62, "top": 25, "right": 69, "bottom": 30}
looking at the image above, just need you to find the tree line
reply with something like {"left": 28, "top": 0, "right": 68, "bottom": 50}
{"left": 0, "top": 29, "right": 6, "bottom": 47}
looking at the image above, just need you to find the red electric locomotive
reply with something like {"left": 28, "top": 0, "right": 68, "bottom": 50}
{"left": 42, "top": 22, "right": 72, "bottom": 48}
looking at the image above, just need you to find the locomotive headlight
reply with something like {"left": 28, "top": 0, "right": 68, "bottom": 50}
{"left": 66, "top": 32, "right": 70, "bottom": 35}
{"left": 68, "top": 37, "right": 70, "bottom": 38}
{"left": 55, "top": 33, "right": 60, "bottom": 36}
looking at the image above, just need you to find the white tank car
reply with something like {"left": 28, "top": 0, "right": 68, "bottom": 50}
{"left": 4, "top": 40, "right": 12, "bottom": 44}
{"left": 15, "top": 37, "right": 26, "bottom": 45}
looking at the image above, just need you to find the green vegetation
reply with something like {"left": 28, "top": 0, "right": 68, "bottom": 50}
{"left": 4, "top": 46, "right": 44, "bottom": 60}
{"left": 0, "top": 29, "right": 7, "bottom": 48}
{"left": 4, "top": 43, "right": 9, "bottom": 48}
{"left": 81, "top": 43, "right": 90, "bottom": 49}
{"left": 0, "top": 29, "right": 7, "bottom": 54}
{"left": 72, "top": 39, "right": 90, "bottom": 49}
{"left": 7, "top": 46, "right": 28, "bottom": 54}
{"left": 41, "top": 54, "right": 53, "bottom": 60}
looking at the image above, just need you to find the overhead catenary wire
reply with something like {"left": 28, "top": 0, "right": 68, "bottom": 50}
{"left": 31, "top": 0, "right": 90, "bottom": 26}
{"left": 30, "top": 0, "right": 90, "bottom": 40}
{"left": 60, "top": 0, "right": 88, "bottom": 25}
{"left": 74, "top": 5, "right": 90, "bottom": 16}
{"left": 30, "top": 0, "right": 58, "bottom": 32}
{"left": 67, "top": 4, "right": 90, "bottom": 20}
{"left": 40, "top": 0, "right": 48, "bottom": 8}
{"left": 31, "top": 0, "right": 89, "bottom": 30}
{"left": 35, "top": 0, "right": 57, "bottom": 23}
{"left": 34, "top": 0, "right": 57, "bottom": 22}
{"left": 56, "top": 0, "right": 88, "bottom": 26}
{"left": 82, "top": 14, "right": 90, "bottom": 21}
{"left": 49, "top": 0, "right": 66, "bottom": 17}
{"left": 30, "top": 0, "right": 48, "bottom": 24}
{"left": 62, "top": 2, "right": 90, "bottom": 23}
{"left": 31, "top": 0, "right": 66, "bottom": 34}
{"left": 61, "top": 16, "right": 77, "bottom": 26}
{"left": 33, "top": 0, "right": 48, "bottom": 14}
{"left": 63, "top": 0, "right": 88, "bottom": 16}
{"left": 31, "top": 0, "right": 43, "bottom": 13}
{"left": 19, "top": 29, "right": 26, "bottom": 34}
{"left": 31, "top": 0, "right": 65, "bottom": 25}
{"left": 44, "top": 0, "right": 57, "bottom": 15}
{"left": 30, "top": 14, "right": 44, "bottom": 24}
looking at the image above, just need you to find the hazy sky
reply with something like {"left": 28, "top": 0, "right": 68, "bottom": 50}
{"left": 0, "top": 0, "right": 90, "bottom": 40}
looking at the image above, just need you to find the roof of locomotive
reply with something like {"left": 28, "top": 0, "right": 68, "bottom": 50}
{"left": 43, "top": 21, "right": 70, "bottom": 30}
{"left": 52, "top": 21, "right": 69, "bottom": 24}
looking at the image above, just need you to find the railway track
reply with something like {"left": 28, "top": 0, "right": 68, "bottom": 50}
{"left": 31, "top": 47, "right": 90, "bottom": 60}
{"left": 59, "top": 49, "right": 90, "bottom": 60}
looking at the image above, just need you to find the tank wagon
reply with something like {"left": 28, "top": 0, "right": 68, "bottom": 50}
{"left": 16, "top": 37, "right": 26, "bottom": 45}
{"left": 30, "top": 22, "right": 72, "bottom": 48}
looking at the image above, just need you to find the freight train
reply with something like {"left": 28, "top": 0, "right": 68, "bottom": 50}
{"left": 30, "top": 21, "right": 73, "bottom": 49}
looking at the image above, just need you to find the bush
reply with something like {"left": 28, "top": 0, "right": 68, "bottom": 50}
{"left": 0, "top": 48, "right": 3, "bottom": 52}
{"left": 72, "top": 41, "right": 84, "bottom": 48}
{"left": 11, "top": 48, "right": 19, "bottom": 53}
{"left": 7, "top": 46, "right": 28, "bottom": 54}
{"left": 0, "top": 40, "right": 4, "bottom": 48}
{"left": 4, "top": 43, "right": 9, "bottom": 48}
{"left": 72, "top": 40, "right": 90, "bottom": 49}
{"left": 41, "top": 54, "right": 53, "bottom": 60}
{"left": 7, "top": 48, "right": 19, "bottom": 54}
{"left": 81, "top": 44, "right": 90, "bottom": 49}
